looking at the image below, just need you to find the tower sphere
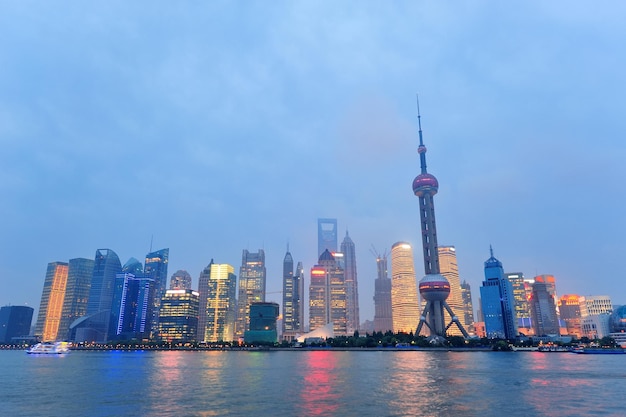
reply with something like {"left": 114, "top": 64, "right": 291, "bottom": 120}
{"left": 419, "top": 274, "right": 450, "bottom": 302}
{"left": 413, "top": 173, "right": 439, "bottom": 197}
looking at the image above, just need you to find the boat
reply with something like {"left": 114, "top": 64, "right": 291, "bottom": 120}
{"left": 572, "top": 348, "right": 626, "bottom": 355}
{"left": 27, "top": 342, "right": 70, "bottom": 354}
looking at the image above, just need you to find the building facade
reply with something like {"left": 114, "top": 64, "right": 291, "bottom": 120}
{"left": 317, "top": 218, "right": 338, "bottom": 258}
{"left": 530, "top": 282, "right": 560, "bottom": 336}
{"left": 235, "top": 249, "right": 266, "bottom": 339}
{"left": 282, "top": 250, "right": 304, "bottom": 341}
{"left": 479, "top": 249, "right": 517, "bottom": 339}
{"left": 373, "top": 251, "right": 393, "bottom": 333}
{"left": 144, "top": 248, "right": 169, "bottom": 338}
{"left": 244, "top": 302, "right": 279, "bottom": 344}
{"left": 309, "top": 250, "right": 347, "bottom": 336}
{"left": 559, "top": 294, "right": 582, "bottom": 337}
{"left": 58, "top": 258, "right": 94, "bottom": 341}
{"left": 460, "top": 280, "right": 475, "bottom": 334}
{"left": 109, "top": 273, "right": 156, "bottom": 341}
{"left": 203, "top": 263, "right": 237, "bottom": 342}
{"left": 169, "top": 270, "right": 192, "bottom": 290}
{"left": 158, "top": 289, "right": 199, "bottom": 343}
{"left": 0, "top": 306, "right": 34, "bottom": 343}
{"left": 341, "top": 231, "right": 359, "bottom": 334}
{"left": 390, "top": 242, "right": 419, "bottom": 333}
{"left": 438, "top": 246, "right": 465, "bottom": 336}
{"left": 35, "top": 262, "right": 69, "bottom": 341}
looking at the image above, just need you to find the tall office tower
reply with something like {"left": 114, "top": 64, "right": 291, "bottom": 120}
{"left": 35, "top": 262, "right": 69, "bottom": 341}
{"left": 309, "top": 249, "right": 347, "bottom": 336}
{"left": 479, "top": 248, "right": 518, "bottom": 339}
{"left": 504, "top": 273, "right": 530, "bottom": 322}
{"left": 204, "top": 263, "right": 237, "bottom": 342}
{"left": 534, "top": 274, "right": 557, "bottom": 304}
{"left": 0, "top": 306, "right": 34, "bottom": 343}
{"left": 318, "top": 218, "right": 338, "bottom": 257}
{"left": 235, "top": 249, "right": 266, "bottom": 339}
{"left": 373, "top": 251, "right": 393, "bottom": 332}
{"left": 170, "top": 270, "right": 192, "bottom": 290}
{"left": 197, "top": 260, "right": 214, "bottom": 342}
{"left": 86, "top": 249, "right": 122, "bottom": 338}
{"left": 411, "top": 103, "right": 468, "bottom": 339}
{"left": 58, "top": 258, "right": 95, "bottom": 341}
{"left": 558, "top": 294, "right": 582, "bottom": 337}
{"left": 158, "top": 289, "right": 199, "bottom": 343}
{"left": 460, "top": 281, "right": 475, "bottom": 333}
{"left": 244, "top": 302, "right": 280, "bottom": 344}
{"left": 530, "top": 282, "right": 560, "bottom": 336}
{"left": 390, "top": 242, "right": 419, "bottom": 333}
{"left": 438, "top": 246, "right": 465, "bottom": 336}
{"left": 144, "top": 248, "right": 169, "bottom": 338}
{"left": 282, "top": 249, "right": 304, "bottom": 340}
{"left": 108, "top": 273, "right": 156, "bottom": 341}
{"left": 341, "top": 231, "right": 360, "bottom": 334}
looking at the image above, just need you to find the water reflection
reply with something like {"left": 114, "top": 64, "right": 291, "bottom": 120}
{"left": 299, "top": 351, "right": 340, "bottom": 416}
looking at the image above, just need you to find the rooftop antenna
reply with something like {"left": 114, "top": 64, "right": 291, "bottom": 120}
{"left": 150, "top": 235, "right": 153, "bottom": 253}
{"left": 416, "top": 94, "right": 428, "bottom": 174}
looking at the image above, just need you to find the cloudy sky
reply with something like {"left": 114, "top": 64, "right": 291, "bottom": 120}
{"left": 1, "top": 1, "right": 625, "bottom": 323}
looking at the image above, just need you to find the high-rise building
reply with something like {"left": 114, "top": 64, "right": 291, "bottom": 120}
{"left": 35, "top": 262, "right": 69, "bottom": 341}
{"left": 390, "top": 242, "right": 419, "bottom": 333}
{"left": 0, "top": 306, "right": 34, "bottom": 343}
{"left": 158, "top": 289, "right": 199, "bottom": 343}
{"left": 197, "top": 260, "right": 214, "bottom": 342}
{"left": 144, "top": 248, "right": 169, "bottom": 338}
{"left": 411, "top": 104, "right": 468, "bottom": 339}
{"left": 460, "top": 280, "right": 475, "bottom": 334}
{"left": 170, "top": 270, "right": 192, "bottom": 290}
{"left": 504, "top": 272, "right": 530, "bottom": 323}
{"left": 373, "top": 251, "right": 393, "bottom": 333}
{"left": 341, "top": 231, "right": 359, "bottom": 334}
{"left": 318, "top": 218, "right": 338, "bottom": 258}
{"left": 309, "top": 250, "right": 347, "bottom": 336}
{"left": 438, "top": 246, "right": 465, "bottom": 336}
{"left": 559, "top": 294, "right": 582, "bottom": 337}
{"left": 530, "top": 282, "right": 560, "bottom": 336}
{"left": 109, "top": 273, "right": 156, "bottom": 341}
{"left": 235, "top": 249, "right": 266, "bottom": 339}
{"left": 203, "top": 263, "right": 237, "bottom": 342}
{"left": 58, "top": 258, "right": 94, "bottom": 341}
{"left": 479, "top": 248, "right": 518, "bottom": 339}
{"left": 282, "top": 249, "right": 304, "bottom": 341}
{"left": 244, "top": 302, "right": 280, "bottom": 344}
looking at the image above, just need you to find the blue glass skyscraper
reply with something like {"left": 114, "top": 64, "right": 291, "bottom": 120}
{"left": 144, "top": 248, "right": 169, "bottom": 338}
{"left": 479, "top": 248, "right": 518, "bottom": 339}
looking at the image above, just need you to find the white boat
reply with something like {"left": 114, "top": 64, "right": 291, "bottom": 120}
{"left": 27, "top": 342, "right": 70, "bottom": 354}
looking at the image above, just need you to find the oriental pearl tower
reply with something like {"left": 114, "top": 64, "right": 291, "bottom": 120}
{"left": 412, "top": 98, "right": 469, "bottom": 341}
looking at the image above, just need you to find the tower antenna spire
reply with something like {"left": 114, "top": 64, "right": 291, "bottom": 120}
{"left": 416, "top": 94, "right": 428, "bottom": 174}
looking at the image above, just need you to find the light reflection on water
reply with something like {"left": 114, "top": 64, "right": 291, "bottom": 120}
{"left": 1, "top": 350, "right": 625, "bottom": 417}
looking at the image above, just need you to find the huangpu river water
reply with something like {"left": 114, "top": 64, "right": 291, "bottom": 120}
{"left": 1, "top": 349, "right": 624, "bottom": 417}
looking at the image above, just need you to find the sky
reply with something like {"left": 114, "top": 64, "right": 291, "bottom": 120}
{"left": 1, "top": 1, "right": 625, "bottom": 324}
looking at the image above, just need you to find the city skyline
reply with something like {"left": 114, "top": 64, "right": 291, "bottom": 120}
{"left": 2, "top": 2, "right": 626, "bottom": 323}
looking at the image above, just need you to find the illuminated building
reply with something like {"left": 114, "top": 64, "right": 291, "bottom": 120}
{"left": 504, "top": 272, "right": 531, "bottom": 325}
{"left": 309, "top": 249, "right": 347, "bottom": 336}
{"left": 341, "top": 231, "right": 360, "bottom": 334}
{"left": 479, "top": 248, "right": 517, "bottom": 339}
{"left": 373, "top": 251, "right": 393, "bottom": 333}
{"left": 534, "top": 274, "right": 557, "bottom": 302}
{"left": 438, "top": 246, "right": 465, "bottom": 336}
{"left": 109, "top": 273, "right": 156, "bottom": 341}
{"left": 58, "top": 258, "right": 94, "bottom": 341}
{"left": 530, "top": 282, "right": 560, "bottom": 336}
{"left": 144, "top": 248, "right": 169, "bottom": 338}
{"left": 0, "top": 306, "right": 34, "bottom": 343}
{"left": 579, "top": 295, "right": 613, "bottom": 340}
{"left": 411, "top": 103, "right": 468, "bottom": 340}
{"left": 158, "top": 289, "right": 199, "bottom": 343}
{"left": 390, "top": 242, "right": 419, "bottom": 333}
{"left": 580, "top": 295, "right": 613, "bottom": 316}
{"left": 282, "top": 249, "right": 304, "bottom": 341}
{"left": 35, "top": 262, "right": 69, "bottom": 341}
{"left": 558, "top": 294, "right": 582, "bottom": 337}
{"left": 170, "top": 270, "right": 192, "bottom": 290}
{"left": 318, "top": 218, "right": 338, "bottom": 258}
{"left": 460, "top": 281, "right": 475, "bottom": 334}
{"left": 235, "top": 249, "right": 266, "bottom": 339}
{"left": 244, "top": 302, "right": 279, "bottom": 344}
{"left": 201, "top": 263, "right": 236, "bottom": 342}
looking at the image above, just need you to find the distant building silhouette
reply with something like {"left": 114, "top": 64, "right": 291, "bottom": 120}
{"left": 282, "top": 249, "right": 304, "bottom": 341}
{"left": 309, "top": 249, "right": 347, "bottom": 336}
{"left": 341, "top": 231, "right": 359, "bottom": 334}
{"left": 373, "top": 251, "right": 393, "bottom": 333}
{"left": 235, "top": 249, "right": 266, "bottom": 339}
{"left": 390, "top": 242, "right": 419, "bottom": 333}
{"left": 479, "top": 248, "right": 517, "bottom": 339}
{"left": 317, "top": 218, "right": 337, "bottom": 258}
{"left": 170, "top": 270, "right": 192, "bottom": 290}
{"left": 35, "top": 262, "right": 69, "bottom": 341}
{"left": 158, "top": 289, "right": 199, "bottom": 343}
{"left": 0, "top": 305, "right": 34, "bottom": 343}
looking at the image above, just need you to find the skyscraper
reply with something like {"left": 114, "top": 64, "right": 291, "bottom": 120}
{"left": 460, "top": 280, "right": 475, "bottom": 334}
{"left": 235, "top": 249, "right": 266, "bottom": 339}
{"left": 197, "top": 260, "right": 214, "bottom": 342}
{"left": 0, "top": 306, "right": 34, "bottom": 343}
{"left": 58, "top": 258, "right": 94, "bottom": 341}
{"left": 390, "top": 242, "right": 419, "bottom": 333}
{"left": 530, "top": 281, "right": 560, "bottom": 336}
{"left": 170, "top": 270, "right": 192, "bottom": 290}
{"left": 144, "top": 248, "right": 169, "bottom": 338}
{"left": 504, "top": 272, "right": 530, "bottom": 324}
{"left": 411, "top": 102, "right": 468, "bottom": 339}
{"left": 158, "top": 289, "right": 199, "bottom": 343}
{"left": 479, "top": 248, "right": 518, "bottom": 339}
{"left": 373, "top": 251, "right": 393, "bottom": 333}
{"left": 282, "top": 249, "right": 304, "bottom": 341}
{"left": 109, "top": 273, "right": 156, "bottom": 341}
{"left": 341, "top": 231, "right": 359, "bottom": 334}
{"left": 559, "top": 294, "right": 582, "bottom": 337}
{"left": 309, "top": 250, "right": 347, "bottom": 336}
{"left": 204, "top": 263, "right": 237, "bottom": 342}
{"left": 35, "top": 262, "right": 69, "bottom": 341}
{"left": 317, "top": 218, "right": 337, "bottom": 258}
{"left": 438, "top": 246, "right": 465, "bottom": 336}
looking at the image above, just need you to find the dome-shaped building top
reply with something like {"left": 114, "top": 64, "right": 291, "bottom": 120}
{"left": 419, "top": 273, "right": 450, "bottom": 302}
{"left": 318, "top": 249, "right": 335, "bottom": 263}
{"left": 412, "top": 173, "right": 439, "bottom": 197}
